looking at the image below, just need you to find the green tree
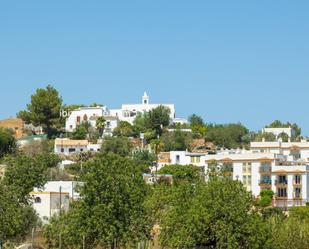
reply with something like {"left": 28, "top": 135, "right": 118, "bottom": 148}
{"left": 101, "top": 136, "right": 132, "bottom": 157}
{"left": 253, "top": 132, "right": 276, "bottom": 142}
{"left": 258, "top": 189, "right": 274, "bottom": 207}
{"left": 206, "top": 123, "right": 250, "bottom": 149}
{"left": 20, "top": 139, "right": 54, "bottom": 156}
{"left": 188, "top": 114, "right": 207, "bottom": 137}
{"left": 2, "top": 153, "right": 51, "bottom": 203}
{"left": 277, "top": 132, "right": 289, "bottom": 142}
{"left": 62, "top": 104, "right": 85, "bottom": 113}
{"left": 160, "top": 129, "right": 193, "bottom": 151}
{"left": 188, "top": 114, "right": 204, "bottom": 127}
{"left": 132, "top": 149, "right": 156, "bottom": 167}
{"left": 17, "top": 85, "right": 63, "bottom": 137}
{"left": 158, "top": 164, "right": 201, "bottom": 183}
{"left": 0, "top": 153, "right": 53, "bottom": 244}
{"left": 44, "top": 153, "right": 152, "bottom": 248}
{"left": 0, "top": 128, "right": 16, "bottom": 157}
{"left": 148, "top": 105, "right": 170, "bottom": 136}
{"left": 266, "top": 120, "right": 302, "bottom": 139}
{"left": 133, "top": 106, "right": 170, "bottom": 138}
{"left": 289, "top": 205, "right": 309, "bottom": 220}
{"left": 270, "top": 216, "right": 309, "bottom": 249}
{"left": 96, "top": 116, "right": 106, "bottom": 137}
{"left": 71, "top": 122, "right": 89, "bottom": 140}
{"left": 158, "top": 177, "right": 271, "bottom": 248}
{"left": 113, "top": 121, "right": 134, "bottom": 137}
{"left": 0, "top": 183, "right": 37, "bottom": 245}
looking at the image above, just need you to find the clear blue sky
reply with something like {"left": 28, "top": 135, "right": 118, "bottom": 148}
{"left": 1, "top": 1, "right": 309, "bottom": 134}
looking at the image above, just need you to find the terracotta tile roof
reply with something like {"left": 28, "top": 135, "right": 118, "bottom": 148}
{"left": 55, "top": 139, "right": 89, "bottom": 146}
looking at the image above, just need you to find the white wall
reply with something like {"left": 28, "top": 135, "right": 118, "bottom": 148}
{"left": 31, "top": 193, "right": 51, "bottom": 223}
{"left": 65, "top": 107, "right": 108, "bottom": 132}
{"left": 34, "top": 181, "right": 82, "bottom": 199}
{"left": 54, "top": 144, "right": 88, "bottom": 154}
{"left": 87, "top": 143, "right": 101, "bottom": 152}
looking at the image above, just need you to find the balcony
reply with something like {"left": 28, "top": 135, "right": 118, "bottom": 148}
{"left": 293, "top": 194, "right": 302, "bottom": 200}
{"left": 275, "top": 180, "right": 288, "bottom": 186}
{"left": 259, "top": 180, "right": 272, "bottom": 186}
{"left": 259, "top": 167, "right": 271, "bottom": 174}
{"left": 293, "top": 181, "right": 302, "bottom": 186}
{"left": 275, "top": 195, "right": 288, "bottom": 200}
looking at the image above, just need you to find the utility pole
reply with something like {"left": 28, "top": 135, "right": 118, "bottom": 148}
{"left": 82, "top": 235, "right": 85, "bottom": 249}
{"left": 59, "top": 186, "right": 62, "bottom": 216}
{"left": 59, "top": 233, "right": 62, "bottom": 249}
{"left": 31, "top": 227, "right": 35, "bottom": 249}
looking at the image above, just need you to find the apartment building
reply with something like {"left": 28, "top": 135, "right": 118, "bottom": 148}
{"left": 158, "top": 140, "right": 309, "bottom": 208}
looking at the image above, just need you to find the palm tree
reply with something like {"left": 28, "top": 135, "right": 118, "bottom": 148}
{"left": 96, "top": 117, "right": 106, "bottom": 137}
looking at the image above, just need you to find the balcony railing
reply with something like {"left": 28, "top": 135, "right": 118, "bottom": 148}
{"left": 259, "top": 180, "right": 272, "bottom": 185}
{"left": 293, "top": 194, "right": 302, "bottom": 199}
{"left": 259, "top": 167, "right": 271, "bottom": 174}
{"left": 275, "top": 180, "right": 288, "bottom": 185}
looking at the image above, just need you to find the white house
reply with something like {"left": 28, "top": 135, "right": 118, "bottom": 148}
{"left": 65, "top": 106, "right": 110, "bottom": 132}
{"left": 31, "top": 191, "right": 70, "bottom": 224}
{"left": 54, "top": 138, "right": 101, "bottom": 154}
{"left": 88, "top": 115, "right": 119, "bottom": 136}
{"left": 64, "top": 93, "right": 186, "bottom": 136}
{"left": 109, "top": 92, "right": 176, "bottom": 124}
{"left": 157, "top": 151, "right": 207, "bottom": 174}
{"left": 34, "top": 181, "right": 82, "bottom": 200}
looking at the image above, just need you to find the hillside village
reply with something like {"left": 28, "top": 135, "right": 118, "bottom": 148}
{"left": 1, "top": 85, "right": 309, "bottom": 248}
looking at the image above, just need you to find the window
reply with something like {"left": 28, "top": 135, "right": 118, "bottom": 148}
{"left": 76, "top": 116, "right": 81, "bottom": 123}
{"left": 247, "top": 164, "right": 252, "bottom": 173}
{"left": 278, "top": 175, "right": 287, "bottom": 184}
{"left": 69, "top": 148, "right": 76, "bottom": 153}
{"left": 61, "top": 148, "right": 64, "bottom": 153}
{"left": 248, "top": 175, "right": 252, "bottom": 185}
{"left": 80, "top": 148, "right": 83, "bottom": 152}
{"left": 290, "top": 149, "right": 301, "bottom": 160}
{"left": 70, "top": 125, "right": 73, "bottom": 129}
{"left": 295, "top": 175, "right": 301, "bottom": 184}
{"left": 277, "top": 188, "right": 287, "bottom": 197}
{"left": 176, "top": 155, "right": 180, "bottom": 164}
{"left": 294, "top": 188, "right": 301, "bottom": 198}
{"left": 243, "top": 175, "right": 247, "bottom": 183}
{"left": 35, "top": 197, "right": 41, "bottom": 203}
{"left": 83, "top": 114, "right": 88, "bottom": 121}
{"left": 260, "top": 175, "right": 271, "bottom": 184}
{"left": 260, "top": 162, "right": 271, "bottom": 173}
{"left": 242, "top": 162, "right": 252, "bottom": 189}
{"left": 242, "top": 163, "right": 246, "bottom": 172}
{"left": 191, "top": 156, "right": 201, "bottom": 164}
